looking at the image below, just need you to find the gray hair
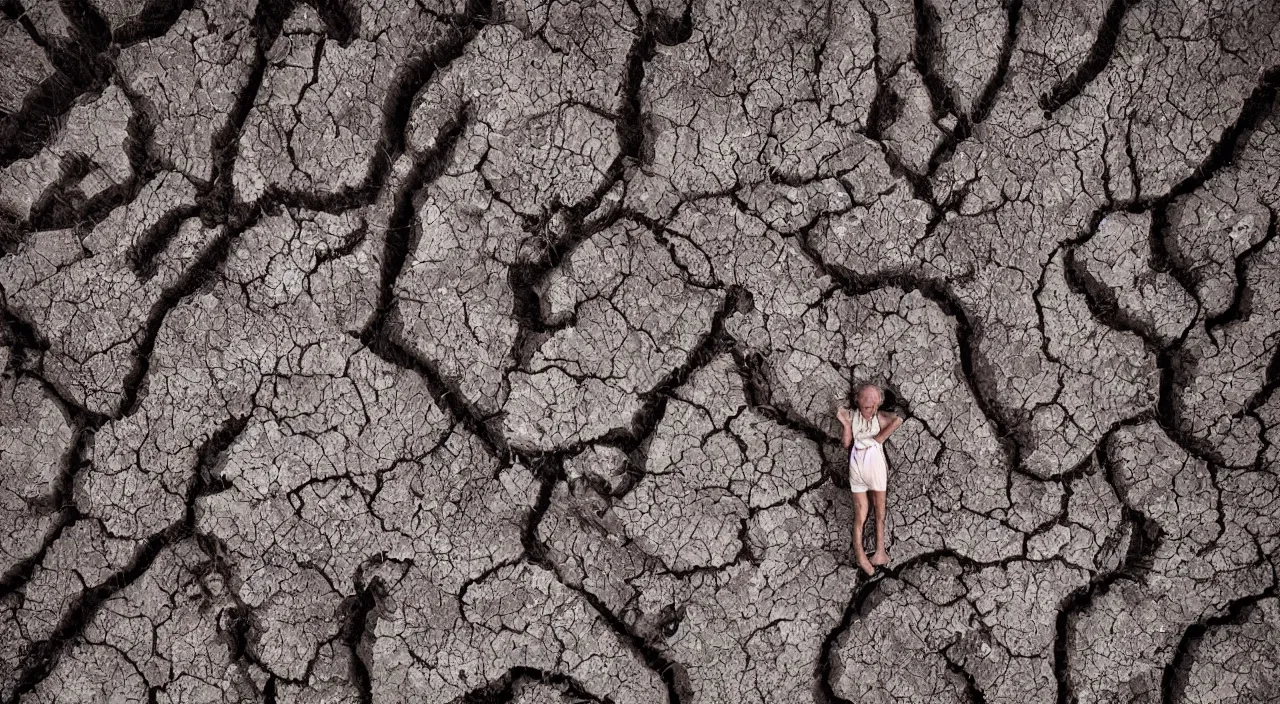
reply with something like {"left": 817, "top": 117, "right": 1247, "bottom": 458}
{"left": 854, "top": 383, "right": 883, "bottom": 404}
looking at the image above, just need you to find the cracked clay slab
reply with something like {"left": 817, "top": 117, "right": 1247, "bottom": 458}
{"left": 2, "top": 0, "right": 1279, "bottom": 703}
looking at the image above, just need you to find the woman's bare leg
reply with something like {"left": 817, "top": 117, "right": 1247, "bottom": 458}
{"left": 852, "top": 492, "right": 873, "bottom": 575}
{"left": 869, "top": 490, "right": 889, "bottom": 566}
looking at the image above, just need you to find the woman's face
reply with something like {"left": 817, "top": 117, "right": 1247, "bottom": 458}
{"left": 856, "top": 388, "right": 880, "bottom": 417}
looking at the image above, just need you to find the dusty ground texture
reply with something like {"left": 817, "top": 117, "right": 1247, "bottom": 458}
{"left": 1, "top": 0, "right": 1279, "bottom": 702}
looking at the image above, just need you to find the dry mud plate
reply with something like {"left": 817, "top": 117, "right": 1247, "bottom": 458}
{"left": 2, "top": 0, "right": 1280, "bottom": 702}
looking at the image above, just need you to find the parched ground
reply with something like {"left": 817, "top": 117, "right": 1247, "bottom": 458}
{"left": 1, "top": 0, "right": 1278, "bottom": 702}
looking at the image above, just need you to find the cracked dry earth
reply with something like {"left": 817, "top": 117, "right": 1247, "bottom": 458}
{"left": 2, "top": 0, "right": 1280, "bottom": 703}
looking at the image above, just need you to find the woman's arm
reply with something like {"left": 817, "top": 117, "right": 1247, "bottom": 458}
{"left": 874, "top": 412, "right": 902, "bottom": 444}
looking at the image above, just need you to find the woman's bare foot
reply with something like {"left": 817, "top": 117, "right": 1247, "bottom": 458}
{"left": 856, "top": 555, "right": 875, "bottom": 576}
{"left": 870, "top": 551, "right": 889, "bottom": 567}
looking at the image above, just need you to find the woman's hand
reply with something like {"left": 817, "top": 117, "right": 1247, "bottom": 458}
{"left": 836, "top": 406, "right": 852, "bottom": 424}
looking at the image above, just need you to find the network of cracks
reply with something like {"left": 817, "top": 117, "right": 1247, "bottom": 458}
{"left": 1, "top": 0, "right": 1279, "bottom": 702}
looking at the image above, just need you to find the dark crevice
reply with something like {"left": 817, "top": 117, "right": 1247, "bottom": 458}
{"left": 0, "top": 0, "right": 114, "bottom": 166}
{"left": 862, "top": 0, "right": 1025, "bottom": 186}
{"left": 0, "top": 337, "right": 103, "bottom": 599}
{"left": 187, "top": 413, "right": 253, "bottom": 507}
{"left": 116, "top": 217, "right": 251, "bottom": 418}
{"left": 200, "top": 0, "right": 295, "bottom": 222}
{"left": 1062, "top": 243, "right": 1163, "bottom": 352}
{"left": 1099, "top": 430, "right": 1165, "bottom": 588}
{"left": 507, "top": 218, "right": 586, "bottom": 341}
{"left": 1160, "top": 584, "right": 1278, "bottom": 704}
{"left": 1145, "top": 204, "right": 1203, "bottom": 317}
{"left": 193, "top": 532, "right": 301, "bottom": 692}
{"left": 651, "top": 0, "right": 694, "bottom": 46}
{"left": 525, "top": 492, "right": 689, "bottom": 704}
{"left": 815, "top": 576, "right": 864, "bottom": 704}
{"left": 1039, "top": 0, "right": 1134, "bottom": 115}
{"left": 57, "top": 0, "right": 111, "bottom": 50}
{"left": 303, "top": 0, "right": 359, "bottom": 45}
{"left": 1143, "top": 65, "right": 1280, "bottom": 208}
{"left": 943, "top": 651, "right": 988, "bottom": 704}
{"left": 618, "top": 2, "right": 691, "bottom": 157}
{"left": 922, "top": 0, "right": 1023, "bottom": 178}
{"left": 871, "top": 104, "right": 936, "bottom": 203}
{"left": 967, "top": 0, "right": 1022, "bottom": 126}
{"left": 1, "top": 395, "right": 254, "bottom": 704}
{"left": 338, "top": 575, "right": 383, "bottom": 704}
{"left": 454, "top": 555, "right": 527, "bottom": 623}
{"left": 338, "top": 0, "right": 490, "bottom": 210}
{"left": 1052, "top": 432, "right": 1163, "bottom": 704}
{"left": 22, "top": 103, "right": 157, "bottom": 236}
{"left": 0, "top": 302, "right": 49, "bottom": 371}
{"left": 0, "top": 64, "right": 85, "bottom": 165}
{"left": 519, "top": 460, "right": 560, "bottom": 566}
{"left": 0, "top": 210, "right": 20, "bottom": 256}
{"left": 1123, "top": 110, "right": 1142, "bottom": 200}
{"left": 29, "top": 392, "right": 93, "bottom": 508}
{"left": 1246, "top": 345, "right": 1280, "bottom": 417}
{"left": 1195, "top": 458, "right": 1228, "bottom": 557}
{"left": 789, "top": 229, "right": 1024, "bottom": 476}
{"left": 254, "top": 179, "right": 386, "bottom": 217}
{"left": 1156, "top": 344, "right": 1230, "bottom": 466}
{"left": 859, "top": 3, "right": 894, "bottom": 143}
{"left": 730, "top": 346, "right": 837, "bottom": 450}
{"left": 591, "top": 286, "right": 745, "bottom": 454}
{"left": 894, "top": 284, "right": 1023, "bottom": 471}
{"left": 309, "top": 221, "right": 368, "bottom": 277}
{"left": 456, "top": 667, "right": 608, "bottom": 704}
{"left": 109, "top": 0, "right": 196, "bottom": 46}
{"left": 361, "top": 107, "right": 470, "bottom": 340}
{"left": 0, "top": 0, "right": 43, "bottom": 45}
{"left": 0, "top": 509, "right": 79, "bottom": 599}
{"left": 359, "top": 332, "right": 508, "bottom": 460}
{"left": 1205, "top": 204, "right": 1279, "bottom": 332}
{"left": 502, "top": 3, "right": 691, "bottom": 349}
{"left": 2, "top": 520, "right": 189, "bottom": 704}
{"left": 23, "top": 151, "right": 109, "bottom": 232}
{"left": 218, "top": 601, "right": 256, "bottom": 673}
{"left": 911, "top": 0, "right": 960, "bottom": 122}
{"left": 407, "top": 280, "right": 744, "bottom": 466}
{"left": 128, "top": 205, "right": 204, "bottom": 280}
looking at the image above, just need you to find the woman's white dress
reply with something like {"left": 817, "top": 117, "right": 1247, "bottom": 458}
{"left": 848, "top": 412, "right": 887, "bottom": 493}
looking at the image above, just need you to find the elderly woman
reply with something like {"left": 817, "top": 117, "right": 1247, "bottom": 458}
{"left": 836, "top": 383, "right": 902, "bottom": 575}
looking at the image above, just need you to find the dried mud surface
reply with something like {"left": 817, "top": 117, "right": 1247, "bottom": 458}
{"left": 2, "top": 0, "right": 1279, "bottom": 702}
